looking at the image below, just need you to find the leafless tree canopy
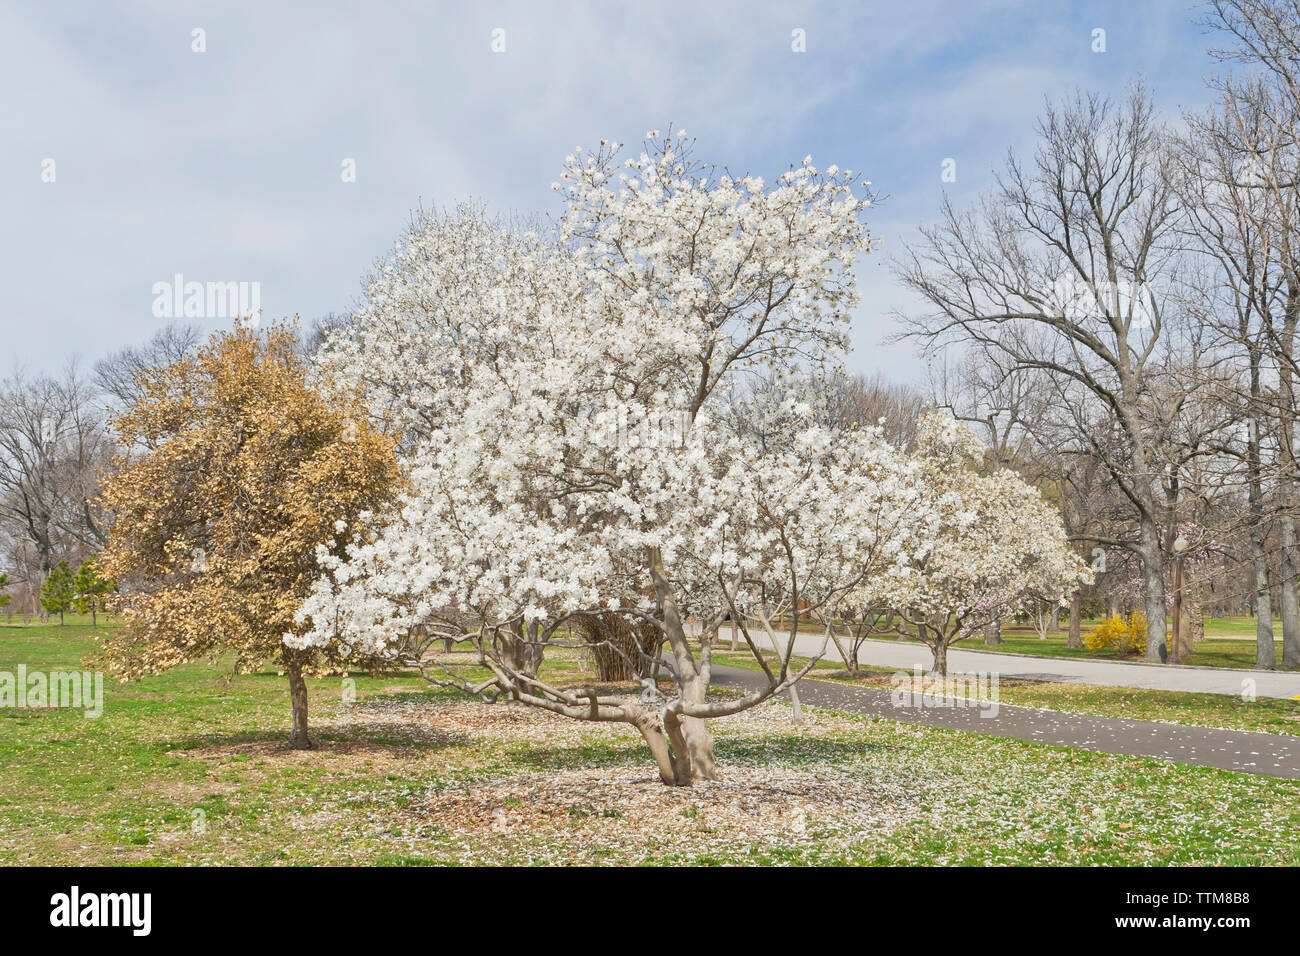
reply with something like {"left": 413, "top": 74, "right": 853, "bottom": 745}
{"left": 0, "top": 363, "right": 114, "bottom": 611}
{"left": 884, "top": 2, "right": 1300, "bottom": 670}
{"left": 94, "top": 322, "right": 203, "bottom": 410}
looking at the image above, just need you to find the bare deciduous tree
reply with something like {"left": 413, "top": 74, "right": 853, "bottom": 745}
{"left": 895, "top": 87, "right": 1186, "bottom": 663}
{"left": 93, "top": 322, "right": 202, "bottom": 410}
{"left": 0, "top": 363, "right": 113, "bottom": 609}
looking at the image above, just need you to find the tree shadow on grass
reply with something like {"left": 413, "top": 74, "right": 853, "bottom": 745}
{"left": 167, "top": 724, "right": 470, "bottom": 760}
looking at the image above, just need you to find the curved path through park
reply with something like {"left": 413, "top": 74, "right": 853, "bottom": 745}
{"left": 708, "top": 663, "right": 1300, "bottom": 780}
{"left": 717, "top": 627, "right": 1300, "bottom": 699}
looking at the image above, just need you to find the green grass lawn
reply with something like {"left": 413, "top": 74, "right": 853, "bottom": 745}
{"left": 2, "top": 618, "right": 1298, "bottom": 865}
{"left": 1199, "top": 615, "right": 1284, "bottom": 637}
{"left": 928, "top": 625, "right": 1283, "bottom": 669}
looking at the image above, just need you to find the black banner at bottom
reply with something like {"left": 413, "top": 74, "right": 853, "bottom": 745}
{"left": 0, "top": 865, "right": 1278, "bottom": 942}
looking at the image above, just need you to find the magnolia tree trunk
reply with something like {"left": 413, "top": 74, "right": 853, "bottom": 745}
{"left": 634, "top": 650, "right": 718, "bottom": 786}
{"left": 930, "top": 640, "right": 949, "bottom": 677}
{"left": 663, "top": 642, "right": 718, "bottom": 783}
{"left": 285, "top": 660, "right": 312, "bottom": 750}
{"left": 828, "top": 628, "right": 859, "bottom": 674}
{"left": 501, "top": 622, "right": 544, "bottom": 678}
{"left": 663, "top": 693, "right": 718, "bottom": 783}
{"left": 627, "top": 694, "right": 718, "bottom": 788}
{"left": 647, "top": 550, "right": 718, "bottom": 785}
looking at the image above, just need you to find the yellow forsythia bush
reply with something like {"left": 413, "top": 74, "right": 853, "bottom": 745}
{"left": 1083, "top": 611, "right": 1149, "bottom": 655}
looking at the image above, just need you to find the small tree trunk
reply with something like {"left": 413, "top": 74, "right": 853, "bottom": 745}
{"left": 1178, "top": 602, "right": 1194, "bottom": 659}
{"left": 1170, "top": 555, "right": 1185, "bottom": 665}
{"left": 762, "top": 623, "right": 807, "bottom": 723}
{"left": 1066, "top": 591, "right": 1083, "bottom": 649}
{"left": 984, "top": 616, "right": 1002, "bottom": 646}
{"left": 930, "top": 640, "right": 949, "bottom": 677}
{"left": 828, "top": 627, "right": 857, "bottom": 675}
{"left": 285, "top": 660, "right": 313, "bottom": 750}
{"left": 787, "top": 684, "right": 806, "bottom": 723}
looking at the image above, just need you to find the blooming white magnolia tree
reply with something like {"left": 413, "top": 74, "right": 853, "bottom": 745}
{"left": 292, "top": 133, "right": 920, "bottom": 785}
{"left": 891, "top": 416, "right": 1093, "bottom": 676}
{"left": 293, "top": 132, "right": 1082, "bottom": 784}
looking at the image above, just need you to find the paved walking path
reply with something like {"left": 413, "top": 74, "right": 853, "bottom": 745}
{"left": 719, "top": 627, "right": 1300, "bottom": 699}
{"left": 708, "top": 664, "right": 1300, "bottom": 780}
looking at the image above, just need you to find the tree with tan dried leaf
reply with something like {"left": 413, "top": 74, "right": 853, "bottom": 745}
{"left": 95, "top": 324, "right": 403, "bottom": 748}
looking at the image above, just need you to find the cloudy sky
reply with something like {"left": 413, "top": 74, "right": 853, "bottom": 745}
{"left": 2, "top": 0, "right": 1221, "bottom": 382}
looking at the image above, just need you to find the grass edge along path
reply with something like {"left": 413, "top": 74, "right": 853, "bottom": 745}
{"left": 708, "top": 662, "right": 1300, "bottom": 779}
